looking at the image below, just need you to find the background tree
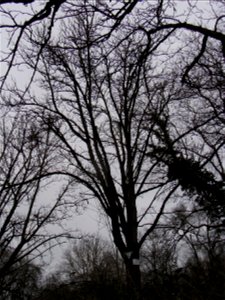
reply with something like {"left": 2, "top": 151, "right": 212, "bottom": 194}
{"left": 0, "top": 109, "right": 76, "bottom": 299}
{"left": 171, "top": 205, "right": 225, "bottom": 300}
{"left": 38, "top": 235, "right": 126, "bottom": 300}
{"left": 0, "top": 255, "right": 41, "bottom": 300}
{"left": 38, "top": 222, "right": 225, "bottom": 300}
{"left": 141, "top": 229, "right": 178, "bottom": 300}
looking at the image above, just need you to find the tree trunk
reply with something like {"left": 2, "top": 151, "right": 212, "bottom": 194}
{"left": 125, "top": 252, "right": 142, "bottom": 300}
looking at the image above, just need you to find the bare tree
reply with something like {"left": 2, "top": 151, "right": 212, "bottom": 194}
{"left": 0, "top": 254, "right": 41, "bottom": 300}
{"left": 141, "top": 229, "right": 178, "bottom": 300}
{"left": 0, "top": 0, "right": 139, "bottom": 88}
{"left": 0, "top": 109, "right": 75, "bottom": 297}
{"left": 1, "top": 0, "right": 225, "bottom": 89}
{"left": 58, "top": 235, "right": 125, "bottom": 300}
{"left": 168, "top": 204, "right": 225, "bottom": 300}
{"left": 12, "top": 5, "right": 186, "bottom": 298}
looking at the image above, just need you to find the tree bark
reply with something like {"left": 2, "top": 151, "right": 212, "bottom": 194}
{"left": 125, "top": 253, "right": 142, "bottom": 300}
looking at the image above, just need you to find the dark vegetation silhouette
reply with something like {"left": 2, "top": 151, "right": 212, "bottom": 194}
{"left": 30, "top": 233, "right": 225, "bottom": 300}
{"left": 0, "top": 1, "right": 225, "bottom": 299}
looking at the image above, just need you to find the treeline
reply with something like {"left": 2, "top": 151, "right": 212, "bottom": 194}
{"left": 2, "top": 229, "right": 225, "bottom": 300}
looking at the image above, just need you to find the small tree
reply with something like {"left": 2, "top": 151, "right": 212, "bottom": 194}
{"left": 39, "top": 235, "right": 125, "bottom": 300}
{"left": 62, "top": 235, "right": 125, "bottom": 300}
{"left": 141, "top": 229, "right": 178, "bottom": 300}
